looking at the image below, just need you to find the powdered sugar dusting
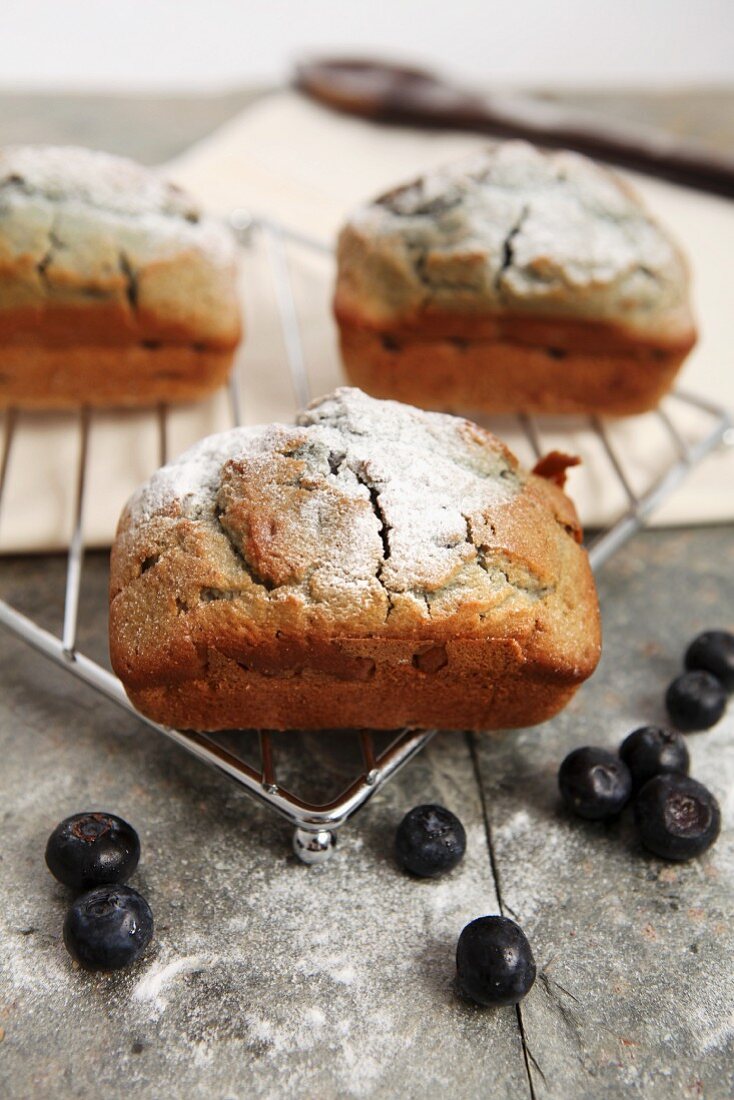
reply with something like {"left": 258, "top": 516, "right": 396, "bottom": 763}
{"left": 0, "top": 144, "right": 237, "bottom": 279}
{"left": 129, "top": 424, "right": 264, "bottom": 523}
{"left": 126, "top": 387, "right": 523, "bottom": 602}
{"left": 297, "top": 388, "right": 519, "bottom": 594}
{"left": 342, "top": 140, "right": 691, "bottom": 334}
{"left": 1, "top": 145, "right": 199, "bottom": 221}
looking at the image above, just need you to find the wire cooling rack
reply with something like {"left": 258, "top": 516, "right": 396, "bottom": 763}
{"left": 0, "top": 212, "right": 730, "bottom": 862}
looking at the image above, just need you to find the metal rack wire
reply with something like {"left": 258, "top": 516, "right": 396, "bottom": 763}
{"left": 0, "top": 212, "right": 730, "bottom": 862}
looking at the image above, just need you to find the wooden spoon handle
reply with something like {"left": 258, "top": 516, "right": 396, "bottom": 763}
{"left": 295, "top": 59, "right": 734, "bottom": 198}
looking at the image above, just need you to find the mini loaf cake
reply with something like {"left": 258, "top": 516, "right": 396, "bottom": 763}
{"left": 110, "top": 387, "right": 600, "bottom": 733}
{"left": 335, "top": 141, "right": 696, "bottom": 416}
{"left": 0, "top": 145, "right": 242, "bottom": 408}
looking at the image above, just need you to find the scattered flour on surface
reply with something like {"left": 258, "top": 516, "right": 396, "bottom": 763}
{"left": 295, "top": 952, "right": 357, "bottom": 987}
{"left": 132, "top": 955, "right": 205, "bottom": 1014}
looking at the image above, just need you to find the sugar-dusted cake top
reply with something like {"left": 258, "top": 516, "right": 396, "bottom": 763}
{"left": 128, "top": 386, "right": 520, "bottom": 596}
{"left": 0, "top": 145, "right": 200, "bottom": 221}
{"left": 336, "top": 141, "right": 694, "bottom": 340}
{"left": 120, "top": 387, "right": 587, "bottom": 637}
{"left": 0, "top": 145, "right": 240, "bottom": 345}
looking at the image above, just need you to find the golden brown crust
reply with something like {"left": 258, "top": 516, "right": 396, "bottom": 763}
{"left": 109, "top": 388, "right": 601, "bottom": 732}
{"left": 334, "top": 300, "right": 696, "bottom": 355}
{"left": 338, "top": 320, "right": 690, "bottom": 416}
{"left": 0, "top": 301, "right": 240, "bottom": 350}
{"left": 121, "top": 637, "right": 590, "bottom": 733}
{"left": 0, "top": 342, "right": 236, "bottom": 409}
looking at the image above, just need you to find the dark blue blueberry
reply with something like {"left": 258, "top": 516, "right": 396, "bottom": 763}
{"left": 395, "top": 804, "right": 466, "bottom": 878}
{"left": 685, "top": 631, "right": 734, "bottom": 692}
{"left": 456, "top": 916, "right": 536, "bottom": 1007}
{"left": 45, "top": 812, "right": 140, "bottom": 890}
{"left": 635, "top": 774, "right": 720, "bottom": 861}
{"left": 63, "top": 884, "right": 153, "bottom": 971}
{"left": 558, "top": 747, "right": 631, "bottom": 820}
{"left": 619, "top": 726, "right": 690, "bottom": 790}
{"left": 665, "top": 671, "right": 726, "bottom": 732}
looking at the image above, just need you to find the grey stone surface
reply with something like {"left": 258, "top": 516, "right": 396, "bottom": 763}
{"left": 0, "top": 88, "right": 732, "bottom": 1100}
{"left": 474, "top": 528, "right": 734, "bottom": 1098}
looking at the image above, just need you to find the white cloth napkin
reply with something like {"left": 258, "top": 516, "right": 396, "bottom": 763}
{"left": 0, "top": 91, "right": 731, "bottom": 553}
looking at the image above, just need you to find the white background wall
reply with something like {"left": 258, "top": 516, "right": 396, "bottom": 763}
{"left": 4, "top": 0, "right": 734, "bottom": 91}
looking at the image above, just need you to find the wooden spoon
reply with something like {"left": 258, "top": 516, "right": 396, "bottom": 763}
{"left": 295, "top": 58, "right": 734, "bottom": 197}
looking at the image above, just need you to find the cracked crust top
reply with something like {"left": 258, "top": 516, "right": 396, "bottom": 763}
{"left": 110, "top": 388, "right": 600, "bottom": 695}
{"left": 335, "top": 141, "right": 694, "bottom": 345}
{"left": 0, "top": 145, "right": 241, "bottom": 348}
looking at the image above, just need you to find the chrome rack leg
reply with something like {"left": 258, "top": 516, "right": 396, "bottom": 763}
{"left": 292, "top": 826, "right": 338, "bottom": 864}
{"left": 290, "top": 730, "right": 381, "bottom": 862}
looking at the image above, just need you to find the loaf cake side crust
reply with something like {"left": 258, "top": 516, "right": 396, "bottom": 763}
{"left": 339, "top": 321, "right": 688, "bottom": 416}
{"left": 122, "top": 636, "right": 587, "bottom": 732}
{"left": 110, "top": 388, "right": 600, "bottom": 733}
{"left": 0, "top": 145, "right": 242, "bottom": 404}
{"left": 0, "top": 343, "right": 236, "bottom": 409}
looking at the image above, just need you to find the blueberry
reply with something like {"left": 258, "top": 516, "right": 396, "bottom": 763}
{"left": 685, "top": 631, "right": 734, "bottom": 692}
{"left": 456, "top": 916, "right": 536, "bottom": 1007}
{"left": 619, "top": 726, "right": 690, "bottom": 790}
{"left": 635, "top": 774, "right": 721, "bottom": 861}
{"left": 63, "top": 884, "right": 153, "bottom": 971}
{"left": 665, "top": 671, "right": 726, "bottom": 732}
{"left": 395, "top": 804, "right": 466, "bottom": 877}
{"left": 45, "top": 812, "right": 140, "bottom": 890}
{"left": 558, "top": 747, "right": 631, "bottom": 820}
